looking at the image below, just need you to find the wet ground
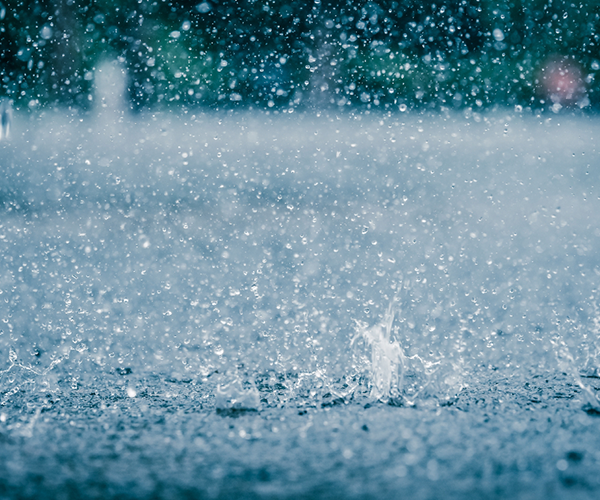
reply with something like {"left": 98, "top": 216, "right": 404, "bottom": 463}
{"left": 1, "top": 370, "right": 600, "bottom": 499}
{"left": 2, "top": 109, "right": 600, "bottom": 498}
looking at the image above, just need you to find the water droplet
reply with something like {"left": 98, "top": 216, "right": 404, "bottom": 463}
{"left": 40, "top": 24, "right": 53, "bottom": 40}
{"left": 196, "top": 2, "right": 211, "bottom": 13}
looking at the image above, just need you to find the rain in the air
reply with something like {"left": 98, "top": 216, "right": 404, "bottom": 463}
{"left": 1, "top": 1, "right": 600, "bottom": 498}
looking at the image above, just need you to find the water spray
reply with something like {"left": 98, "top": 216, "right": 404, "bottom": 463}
{"left": 352, "top": 304, "right": 407, "bottom": 404}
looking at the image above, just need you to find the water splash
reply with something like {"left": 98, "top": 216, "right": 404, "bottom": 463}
{"left": 214, "top": 371, "right": 261, "bottom": 413}
{"left": 551, "top": 333, "right": 600, "bottom": 412}
{"left": 0, "top": 347, "right": 64, "bottom": 406}
{"left": 352, "top": 305, "right": 407, "bottom": 404}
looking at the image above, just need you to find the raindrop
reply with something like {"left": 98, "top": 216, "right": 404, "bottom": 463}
{"left": 196, "top": 2, "right": 211, "bottom": 13}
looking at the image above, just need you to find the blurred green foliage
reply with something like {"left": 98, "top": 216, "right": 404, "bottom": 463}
{"left": 0, "top": 0, "right": 599, "bottom": 111}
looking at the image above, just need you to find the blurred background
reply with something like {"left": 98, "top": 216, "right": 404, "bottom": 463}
{"left": 0, "top": 0, "right": 598, "bottom": 112}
